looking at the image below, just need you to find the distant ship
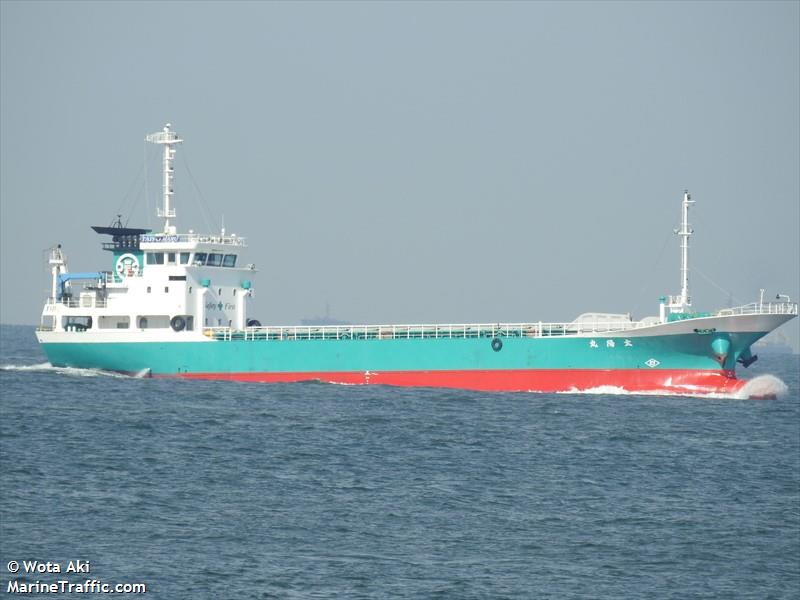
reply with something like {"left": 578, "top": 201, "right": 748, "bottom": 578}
{"left": 36, "top": 125, "right": 798, "bottom": 397}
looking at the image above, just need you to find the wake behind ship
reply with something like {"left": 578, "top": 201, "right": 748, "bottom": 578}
{"left": 36, "top": 125, "right": 797, "bottom": 397}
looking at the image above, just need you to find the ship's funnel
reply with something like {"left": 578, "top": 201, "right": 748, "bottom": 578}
{"left": 711, "top": 337, "right": 731, "bottom": 366}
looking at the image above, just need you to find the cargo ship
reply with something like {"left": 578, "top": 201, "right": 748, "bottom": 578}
{"left": 36, "top": 125, "right": 797, "bottom": 396}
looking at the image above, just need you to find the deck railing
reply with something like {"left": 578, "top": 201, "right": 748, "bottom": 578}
{"left": 204, "top": 320, "right": 645, "bottom": 342}
{"left": 716, "top": 301, "right": 797, "bottom": 317}
{"left": 203, "top": 302, "right": 797, "bottom": 342}
{"left": 45, "top": 298, "right": 109, "bottom": 308}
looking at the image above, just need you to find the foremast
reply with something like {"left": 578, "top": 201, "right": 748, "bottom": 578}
{"left": 676, "top": 190, "right": 694, "bottom": 311}
{"left": 661, "top": 190, "right": 695, "bottom": 320}
{"left": 145, "top": 123, "right": 183, "bottom": 234}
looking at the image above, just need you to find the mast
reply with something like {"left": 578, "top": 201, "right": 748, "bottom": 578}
{"left": 145, "top": 123, "right": 183, "bottom": 234}
{"left": 675, "top": 190, "right": 694, "bottom": 311}
{"left": 49, "top": 245, "right": 66, "bottom": 302}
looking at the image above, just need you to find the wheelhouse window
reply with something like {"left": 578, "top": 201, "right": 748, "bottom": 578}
{"left": 194, "top": 252, "right": 207, "bottom": 266}
{"left": 146, "top": 252, "right": 164, "bottom": 265}
{"left": 223, "top": 254, "right": 237, "bottom": 267}
{"left": 207, "top": 253, "right": 223, "bottom": 267}
{"left": 166, "top": 252, "right": 176, "bottom": 265}
{"left": 179, "top": 252, "right": 191, "bottom": 265}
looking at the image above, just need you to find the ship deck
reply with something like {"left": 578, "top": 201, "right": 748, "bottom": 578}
{"left": 202, "top": 302, "right": 797, "bottom": 342}
{"left": 205, "top": 322, "right": 628, "bottom": 342}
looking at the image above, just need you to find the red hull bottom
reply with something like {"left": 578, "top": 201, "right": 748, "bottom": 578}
{"left": 176, "top": 368, "right": 752, "bottom": 397}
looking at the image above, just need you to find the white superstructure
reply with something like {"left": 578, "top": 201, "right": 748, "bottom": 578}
{"left": 38, "top": 124, "right": 258, "bottom": 341}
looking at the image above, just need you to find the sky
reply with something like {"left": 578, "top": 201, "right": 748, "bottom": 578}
{"left": 1, "top": 1, "right": 798, "bottom": 350}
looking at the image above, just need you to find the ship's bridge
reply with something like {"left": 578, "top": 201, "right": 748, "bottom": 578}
{"left": 138, "top": 233, "right": 250, "bottom": 270}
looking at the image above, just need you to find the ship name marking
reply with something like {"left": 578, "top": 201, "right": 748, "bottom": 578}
{"left": 589, "top": 338, "right": 634, "bottom": 349}
{"left": 141, "top": 235, "right": 180, "bottom": 243}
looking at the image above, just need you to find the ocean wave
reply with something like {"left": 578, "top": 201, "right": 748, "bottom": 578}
{"left": 553, "top": 374, "right": 789, "bottom": 400}
{"left": 0, "top": 363, "right": 131, "bottom": 379}
{"left": 733, "top": 374, "right": 789, "bottom": 400}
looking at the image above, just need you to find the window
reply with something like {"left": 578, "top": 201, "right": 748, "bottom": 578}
{"left": 233, "top": 289, "right": 236, "bottom": 296}
{"left": 147, "top": 286, "right": 151, "bottom": 293}
{"left": 164, "top": 286, "right": 169, "bottom": 293}
{"left": 99, "top": 316, "right": 130, "bottom": 329}
{"left": 207, "top": 253, "right": 223, "bottom": 267}
{"left": 194, "top": 253, "right": 207, "bottom": 265}
{"left": 166, "top": 253, "right": 176, "bottom": 265}
{"left": 189, "top": 286, "right": 192, "bottom": 294}
{"left": 137, "top": 315, "right": 170, "bottom": 329}
{"left": 169, "top": 275, "right": 186, "bottom": 281}
{"left": 223, "top": 254, "right": 237, "bottom": 268}
{"left": 146, "top": 252, "right": 164, "bottom": 265}
{"left": 63, "top": 316, "right": 92, "bottom": 331}
{"left": 179, "top": 252, "right": 191, "bottom": 265}
{"left": 218, "top": 288, "right": 222, "bottom": 295}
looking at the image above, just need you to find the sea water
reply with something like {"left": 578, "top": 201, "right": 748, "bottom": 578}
{"left": 1, "top": 324, "right": 798, "bottom": 599}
